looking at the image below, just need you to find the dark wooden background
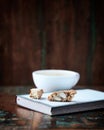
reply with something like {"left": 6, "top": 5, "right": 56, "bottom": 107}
{"left": 0, "top": 0, "right": 104, "bottom": 87}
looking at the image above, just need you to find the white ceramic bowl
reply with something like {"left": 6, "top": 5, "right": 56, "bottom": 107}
{"left": 32, "top": 69, "right": 80, "bottom": 92}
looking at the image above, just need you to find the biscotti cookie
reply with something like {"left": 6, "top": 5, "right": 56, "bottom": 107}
{"left": 48, "top": 89, "right": 76, "bottom": 102}
{"left": 30, "top": 88, "right": 43, "bottom": 99}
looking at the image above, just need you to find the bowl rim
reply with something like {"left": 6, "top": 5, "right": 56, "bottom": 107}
{"left": 32, "top": 69, "right": 80, "bottom": 78}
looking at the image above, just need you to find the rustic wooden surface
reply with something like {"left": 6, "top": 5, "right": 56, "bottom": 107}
{"left": 0, "top": 0, "right": 104, "bottom": 86}
{"left": 0, "top": 86, "right": 104, "bottom": 129}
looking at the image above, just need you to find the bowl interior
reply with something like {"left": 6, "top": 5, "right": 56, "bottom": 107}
{"left": 33, "top": 69, "right": 79, "bottom": 77}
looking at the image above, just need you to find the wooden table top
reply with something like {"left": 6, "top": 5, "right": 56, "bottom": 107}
{"left": 0, "top": 86, "right": 104, "bottom": 129}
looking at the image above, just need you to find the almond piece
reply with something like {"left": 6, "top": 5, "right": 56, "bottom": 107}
{"left": 53, "top": 96, "right": 62, "bottom": 101}
{"left": 58, "top": 92, "right": 66, "bottom": 99}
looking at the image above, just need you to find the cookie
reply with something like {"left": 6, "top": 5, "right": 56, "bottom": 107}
{"left": 30, "top": 88, "right": 43, "bottom": 99}
{"left": 48, "top": 89, "right": 76, "bottom": 102}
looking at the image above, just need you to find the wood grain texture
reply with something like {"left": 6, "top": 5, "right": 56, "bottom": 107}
{"left": 0, "top": 0, "right": 104, "bottom": 86}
